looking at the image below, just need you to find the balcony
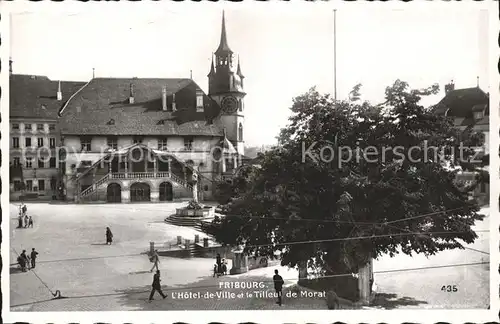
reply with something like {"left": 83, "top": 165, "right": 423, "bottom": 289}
{"left": 108, "top": 172, "right": 191, "bottom": 188}
{"left": 111, "top": 172, "right": 158, "bottom": 179}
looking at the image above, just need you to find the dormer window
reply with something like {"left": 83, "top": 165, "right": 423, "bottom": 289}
{"left": 473, "top": 111, "right": 484, "bottom": 120}
{"left": 472, "top": 104, "right": 486, "bottom": 121}
{"left": 196, "top": 90, "right": 204, "bottom": 112}
{"left": 108, "top": 119, "right": 115, "bottom": 125}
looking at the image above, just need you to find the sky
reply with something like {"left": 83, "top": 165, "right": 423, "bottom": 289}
{"left": 9, "top": 5, "right": 489, "bottom": 146}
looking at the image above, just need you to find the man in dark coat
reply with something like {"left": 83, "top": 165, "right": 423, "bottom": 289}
{"left": 148, "top": 270, "right": 167, "bottom": 301}
{"left": 17, "top": 213, "right": 23, "bottom": 228}
{"left": 30, "top": 248, "right": 39, "bottom": 269}
{"left": 273, "top": 269, "right": 284, "bottom": 306}
{"left": 216, "top": 253, "right": 222, "bottom": 275}
{"left": 106, "top": 227, "right": 113, "bottom": 245}
{"left": 18, "top": 250, "right": 29, "bottom": 271}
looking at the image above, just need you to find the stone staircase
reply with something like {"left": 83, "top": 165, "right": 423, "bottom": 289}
{"left": 165, "top": 214, "right": 203, "bottom": 227}
{"left": 165, "top": 215, "right": 213, "bottom": 231}
{"left": 156, "top": 242, "right": 211, "bottom": 258}
{"left": 78, "top": 170, "right": 194, "bottom": 202}
{"left": 79, "top": 174, "right": 110, "bottom": 198}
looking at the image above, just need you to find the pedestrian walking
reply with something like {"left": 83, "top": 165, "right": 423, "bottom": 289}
{"left": 216, "top": 253, "right": 222, "bottom": 275}
{"left": 105, "top": 227, "right": 113, "bottom": 245}
{"left": 150, "top": 250, "right": 160, "bottom": 272}
{"left": 30, "top": 248, "right": 39, "bottom": 269}
{"left": 28, "top": 216, "right": 34, "bottom": 228}
{"left": 21, "top": 203, "right": 27, "bottom": 216}
{"left": 24, "top": 214, "right": 29, "bottom": 228}
{"left": 17, "top": 213, "right": 23, "bottom": 228}
{"left": 148, "top": 270, "right": 167, "bottom": 301}
{"left": 273, "top": 269, "right": 284, "bottom": 306}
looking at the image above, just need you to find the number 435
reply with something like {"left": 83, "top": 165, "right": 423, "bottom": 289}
{"left": 441, "top": 285, "right": 458, "bottom": 292}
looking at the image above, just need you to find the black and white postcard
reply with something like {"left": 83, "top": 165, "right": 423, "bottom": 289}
{"left": 2, "top": 2, "right": 498, "bottom": 323}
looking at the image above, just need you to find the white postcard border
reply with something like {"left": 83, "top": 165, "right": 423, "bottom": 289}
{"left": 1, "top": 1, "right": 498, "bottom": 323}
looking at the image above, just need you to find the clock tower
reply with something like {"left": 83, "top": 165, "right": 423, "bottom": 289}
{"left": 208, "top": 11, "right": 245, "bottom": 155}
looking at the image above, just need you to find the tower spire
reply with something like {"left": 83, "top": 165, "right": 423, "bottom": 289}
{"left": 208, "top": 53, "right": 216, "bottom": 77}
{"left": 236, "top": 55, "right": 244, "bottom": 78}
{"left": 215, "top": 11, "right": 233, "bottom": 55}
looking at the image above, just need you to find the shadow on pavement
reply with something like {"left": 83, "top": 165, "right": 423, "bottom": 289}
{"left": 90, "top": 243, "right": 109, "bottom": 246}
{"left": 10, "top": 266, "right": 26, "bottom": 275}
{"left": 129, "top": 270, "right": 152, "bottom": 275}
{"left": 371, "top": 293, "right": 428, "bottom": 309}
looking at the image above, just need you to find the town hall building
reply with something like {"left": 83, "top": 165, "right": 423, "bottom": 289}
{"left": 10, "top": 12, "right": 247, "bottom": 203}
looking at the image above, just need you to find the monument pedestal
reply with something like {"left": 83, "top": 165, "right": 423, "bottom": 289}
{"left": 230, "top": 251, "right": 248, "bottom": 275}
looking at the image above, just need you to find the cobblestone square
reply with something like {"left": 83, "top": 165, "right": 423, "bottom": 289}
{"left": 9, "top": 202, "right": 330, "bottom": 311}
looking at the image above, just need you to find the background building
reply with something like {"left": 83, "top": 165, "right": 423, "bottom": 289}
{"left": 8, "top": 12, "right": 247, "bottom": 203}
{"left": 434, "top": 81, "right": 489, "bottom": 205}
{"left": 9, "top": 72, "right": 84, "bottom": 201}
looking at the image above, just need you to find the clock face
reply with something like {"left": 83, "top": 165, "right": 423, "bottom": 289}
{"left": 221, "top": 96, "right": 238, "bottom": 114}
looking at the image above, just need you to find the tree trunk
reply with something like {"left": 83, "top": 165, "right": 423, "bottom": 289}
{"left": 298, "top": 260, "right": 308, "bottom": 285}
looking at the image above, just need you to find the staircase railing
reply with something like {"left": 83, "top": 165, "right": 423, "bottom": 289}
{"left": 79, "top": 168, "right": 195, "bottom": 199}
{"left": 80, "top": 174, "right": 110, "bottom": 197}
{"left": 170, "top": 172, "right": 193, "bottom": 191}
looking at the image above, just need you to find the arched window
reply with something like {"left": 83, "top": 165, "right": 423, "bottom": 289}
{"left": 238, "top": 123, "right": 243, "bottom": 141}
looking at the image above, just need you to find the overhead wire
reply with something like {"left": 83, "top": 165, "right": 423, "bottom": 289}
{"left": 10, "top": 260, "right": 489, "bottom": 309}
{"left": 91, "top": 202, "right": 483, "bottom": 227}
{"left": 9, "top": 200, "right": 489, "bottom": 307}
{"left": 9, "top": 229, "right": 488, "bottom": 267}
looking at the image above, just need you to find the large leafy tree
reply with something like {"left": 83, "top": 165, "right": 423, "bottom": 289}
{"left": 210, "top": 80, "right": 486, "bottom": 277}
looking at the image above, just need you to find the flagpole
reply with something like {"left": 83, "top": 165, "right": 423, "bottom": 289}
{"left": 334, "top": 9, "right": 337, "bottom": 101}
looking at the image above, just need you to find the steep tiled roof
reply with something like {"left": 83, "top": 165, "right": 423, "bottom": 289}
{"left": 436, "top": 87, "right": 489, "bottom": 118}
{"left": 10, "top": 74, "right": 85, "bottom": 119}
{"left": 434, "top": 87, "right": 489, "bottom": 128}
{"left": 58, "top": 78, "right": 223, "bottom": 136}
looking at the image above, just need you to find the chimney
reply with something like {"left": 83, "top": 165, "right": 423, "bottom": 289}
{"left": 57, "top": 81, "right": 62, "bottom": 101}
{"left": 172, "top": 93, "right": 177, "bottom": 112}
{"left": 129, "top": 83, "right": 135, "bottom": 104}
{"left": 196, "top": 89, "right": 204, "bottom": 112}
{"left": 444, "top": 80, "right": 455, "bottom": 94}
{"left": 162, "top": 86, "right": 167, "bottom": 111}
{"left": 9, "top": 58, "right": 13, "bottom": 74}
